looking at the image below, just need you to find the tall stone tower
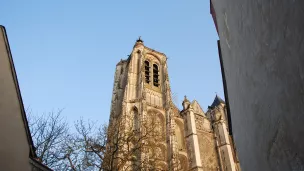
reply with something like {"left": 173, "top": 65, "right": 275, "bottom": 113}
{"left": 106, "top": 38, "right": 240, "bottom": 171}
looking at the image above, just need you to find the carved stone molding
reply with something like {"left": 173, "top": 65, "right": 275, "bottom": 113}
{"left": 146, "top": 102, "right": 164, "bottom": 110}
{"left": 127, "top": 98, "right": 140, "bottom": 103}
{"left": 145, "top": 88, "right": 162, "bottom": 96}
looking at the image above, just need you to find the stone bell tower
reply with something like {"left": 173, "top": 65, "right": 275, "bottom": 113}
{"left": 106, "top": 38, "right": 241, "bottom": 171}
{"left": 107, "top": 37, "right": 176, "bottom": 170}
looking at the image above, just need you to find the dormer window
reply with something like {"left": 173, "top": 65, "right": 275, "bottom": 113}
{"left": 153, "top": 64, "right": 159, "bottom": 87}
{"left": 144, "top": 61, "right": 150, "bottom": 83}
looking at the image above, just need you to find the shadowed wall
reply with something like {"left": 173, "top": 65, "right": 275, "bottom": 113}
{"left": 211, "top": 0, "right": 304, "bottom": 170}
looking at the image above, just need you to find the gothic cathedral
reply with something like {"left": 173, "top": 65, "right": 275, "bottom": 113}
{"left": 106, "top": 38, "right": 241, "bottom": 171}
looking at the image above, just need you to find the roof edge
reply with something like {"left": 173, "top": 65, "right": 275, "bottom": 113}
{"left": 1, "top": 26, "right": 37, "bottom": 158}
{"left": 29, "top": 157, "right": 53, "bottom": 171}
{"left": 144, "top": 46, "right": 167, "bottom": 57}
{"left": 116, "top": 59, "right": 128, "bottom": 66}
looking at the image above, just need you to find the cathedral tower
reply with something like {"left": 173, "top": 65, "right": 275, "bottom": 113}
{"left": 106, "top": 38, "right": 240, "bottom": 171}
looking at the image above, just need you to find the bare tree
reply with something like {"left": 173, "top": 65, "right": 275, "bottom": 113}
{"left": 26, "top": 108, "right": 69, "bottom": 169}
{"left": 69, "top": 118, "right": 108, "bottom": 171}
{"left": 103, "top": 113, "right": 166, "bottom": 171}
{"left": 27, "top": 109, "right": 166, "bottom": 171}
{"left": 27, "top": 109, "right": 101, "bottom": 171}
{"left": 63, "top": 114, "right": 166, "bottom": 171}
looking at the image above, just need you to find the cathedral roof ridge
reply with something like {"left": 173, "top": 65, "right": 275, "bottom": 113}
{"left": 210, "top": 95, "right": 225, "bottom": 108}
{"left": 133, "top": 36, "right": 166, "bottom": 57}
{"left": 144, "top": 45, "right": 167, "bottom": 57}
{"left": 191, "top": 99, "right": 199, "bottom": 103}
{"left": 191, "top": 99, "right": 206, "bottom": 116}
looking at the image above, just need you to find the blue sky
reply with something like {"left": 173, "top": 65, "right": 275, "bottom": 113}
{"left": 1, "top": 0, "right": 222, "bottom": 125}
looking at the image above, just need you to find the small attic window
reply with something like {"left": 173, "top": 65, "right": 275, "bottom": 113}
{"left": 144, "top": 60, "right": 150, "bottom": 83}
{"left": 153, "top": 64, "right": 159, "bottom": 87}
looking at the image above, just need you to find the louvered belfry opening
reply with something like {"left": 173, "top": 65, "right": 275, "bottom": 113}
{"left": 153, "top": 64, "right": 159, "bottom": 87}
{"left": 144, "top": 60, "right": 150, "bottom": 83}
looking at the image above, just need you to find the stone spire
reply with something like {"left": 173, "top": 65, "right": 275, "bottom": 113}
{"left": 182, "top": 95, "right": 191, "bottom": 111}
{"left": 210, "top": 95, "right": 225, "bottom": 108}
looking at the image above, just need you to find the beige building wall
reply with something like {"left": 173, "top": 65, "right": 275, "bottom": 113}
{"left": 0, "top": 26, "right": 51, "bottom": 171}
{"left": 0, "top": 26, "right": 32, "bottom": 171}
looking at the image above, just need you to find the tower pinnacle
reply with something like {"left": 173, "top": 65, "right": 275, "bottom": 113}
{"left": 182, "top": 95, "right": 191, "bottom": 110}
{"left": 137, "top": 36, "right": 143, "bottom": 43}
{"left": 135, "top": 36, "right": 144, "bottom": 44}
{"left": 134, "top": 36, "right": 144, "bottom": 48}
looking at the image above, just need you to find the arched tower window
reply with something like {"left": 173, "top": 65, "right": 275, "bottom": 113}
{"left": 175, "top": 122, "right": 186, "bottom": 151}
{"left": 144, "top": 61, "right": 150, "bottom": 84}
{"left": 153, "top": 64, "right": 159, "bottom": 87}
{"left": 132, "top": 107, "right": 139, "bottom": 131}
